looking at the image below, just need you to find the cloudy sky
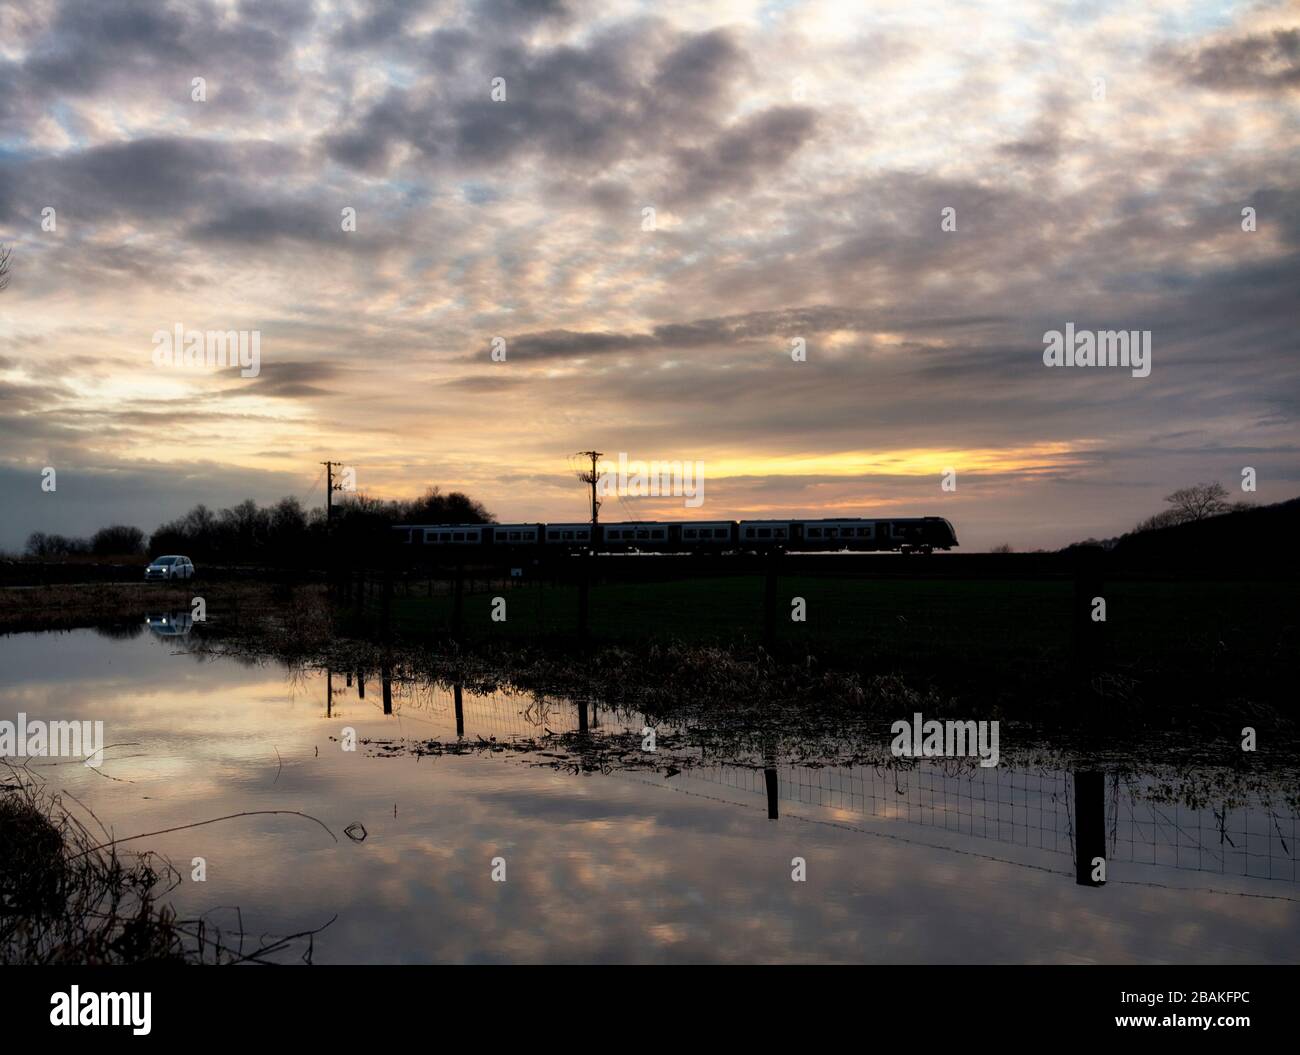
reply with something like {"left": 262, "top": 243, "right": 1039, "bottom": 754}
{"left": 1, "top": 0, "right": 1297, "bottom": 551}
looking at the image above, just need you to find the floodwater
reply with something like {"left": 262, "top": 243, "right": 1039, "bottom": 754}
{"left": 2, "top": 623, "right": 1298, "bottom": 964}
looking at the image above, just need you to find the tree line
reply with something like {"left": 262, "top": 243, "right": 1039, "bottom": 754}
{"left": 22, "top": 488, "right": 493, "bottom": 565}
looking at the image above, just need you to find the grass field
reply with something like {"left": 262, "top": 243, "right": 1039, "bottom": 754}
{"left": 378, "top": 573, "right": 1296, "bottom": 710}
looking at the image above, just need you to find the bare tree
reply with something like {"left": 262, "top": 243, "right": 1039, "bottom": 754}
{"left": 1164, "top": 481, "right": 1231, "bottom": 523}
{"left": 0, "top": 244, "right": 11, "bottom": 291}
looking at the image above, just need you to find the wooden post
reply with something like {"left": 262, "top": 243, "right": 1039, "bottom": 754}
{"left": 765, "top": 767, "right": 779, "bottom": 819}
{"left": 381, "top": 664, "right": 392, "bottom": 715}
{"left": 577, "top": 557, "right": 590, "bottom": 637}
{"left": 452, "top": 561, "right": 464, "bottom": 637}
{"left": 1072, "top": 546, "right": 1105, "bottom": 704}
{"left": 1073, "top": 771, "right": 1106, "bottom": 886}
{"left": 454, "top": 683, "right": 464, "bottom": 738}
{"left": 380, "top": 563, "right": 393, "bottom": 641}
{"left": 763, "top": 553, "right": 778, "bottom": 647}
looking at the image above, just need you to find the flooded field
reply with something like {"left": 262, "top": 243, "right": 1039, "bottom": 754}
{"left": 3, "top": 622, "right": 1298, "bottom": 964}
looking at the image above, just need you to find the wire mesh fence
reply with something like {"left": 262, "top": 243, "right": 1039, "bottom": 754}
{"left": 324, "top": 672, "right": 1300, "bottom": 887}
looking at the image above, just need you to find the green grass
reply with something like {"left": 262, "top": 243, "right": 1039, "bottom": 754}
{"left": 382, "top": 575, "right": 1295, "bottom": 697}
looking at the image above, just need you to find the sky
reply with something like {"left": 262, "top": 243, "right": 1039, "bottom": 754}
{"left": 1, "top": 0, "right": 1297, "bottom": 552}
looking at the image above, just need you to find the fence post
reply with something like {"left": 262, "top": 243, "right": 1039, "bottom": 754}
{"left": 454, "top": 683, "right": 464, "bottom": 737}
{"left": 452, "top": 561, "right": 464, "bottom": 637}
{"left": 1073, "top": 771, "right": 1106, "bottom": 886}
{"left": 762, "top": 553, "right": 779, "bottom": 647}
{"left": 1071, "top": 545, "right": 1106, "bottom": 705}
{"left": 380, "top": 564, "right": 393, "bottom": 641}
{"left": 577, "top": 557, "right": 590, "bottom": 637}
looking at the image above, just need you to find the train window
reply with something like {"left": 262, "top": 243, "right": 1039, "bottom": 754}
{"left": 808, "top": 527, "right": 822, "bottom": 538}
{"left": 684, "top": 529, "right": 697, "bottom": 539}
{"left": 774, "top": 527, "right": 786, "bottom": 537}
{"left": 758, "top": 528, "right": 771, "bottom": 538}
{"left": 563, "top": 531, "right": 574, "bottom": 540}
{"left": 509, "top": 531, "right": 520, "bottom": 541}
{"left": 744, "top": 528, "right": 754, "bottom": 538}
{"left": 452, "top": 532, "right": 464, "bottom": 541}
{"left": 547, "top": 531, "right": 559, "bottom": 540}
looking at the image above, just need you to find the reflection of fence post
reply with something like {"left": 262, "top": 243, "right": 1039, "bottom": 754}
{"left": 326, "top": 670, "right": 333, "bottom": 719}
{"left": 382, "top": 664, "right": 392, "bottom": 715}
{"left": 1073, "top": 771, "right": 1106, "bottom": 886}
{"left": 454, "top": 683, "right": 464, "bottom": 737}
{"left": 763, "top": 740, "right": 779, "bottom": 819}
{"left": 578, "top": 698, "right": 589, "bottom": 734}
{"left": 357, "top": 671, "right": 365, "bottom": 700}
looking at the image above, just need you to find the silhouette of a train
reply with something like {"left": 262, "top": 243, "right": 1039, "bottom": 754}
{"left": 394, "top": 516, "right": 958, "bottom": 554}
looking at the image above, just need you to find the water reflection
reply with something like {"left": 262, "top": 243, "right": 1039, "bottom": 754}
{"left": 146, "top": 610, "right": 193, "bottom": 638}
{"left": 352, "top": 672, "right": 1300, "bottom": 891}
{"left": 2, "top": 627, "right": 1297, "bottom": 964}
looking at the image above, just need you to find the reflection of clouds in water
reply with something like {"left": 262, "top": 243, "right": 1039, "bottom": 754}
{"left": 1, "top": 629, "right": 1297, "bottom": 963}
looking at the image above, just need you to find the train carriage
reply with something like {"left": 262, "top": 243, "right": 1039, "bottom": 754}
{"left": 601, "top": 522, "right": 672, "bottom": 551}
{"left": 737, "top": 520, "right": 798, "bottom": 548}
{"left": 394, "top": 515, "right": 957, "bottom": 554}
{"left": 802, "top": 518, "right": 878, "bottom": 549}
{"left": 543, "top": 522, "right": 594, "bottom": 551}
{"left": 490, "top": 523, "right": 543, "bottom": 546}
{"left": 675, "top": 521, "right": 737, "bottom": 550}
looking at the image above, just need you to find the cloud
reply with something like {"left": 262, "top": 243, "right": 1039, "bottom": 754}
{"left": 0, "top": 0, "right": 1298, "bottom": 551}
{"left": 1172, "top": 27, "right": 1300, "bottom": 92}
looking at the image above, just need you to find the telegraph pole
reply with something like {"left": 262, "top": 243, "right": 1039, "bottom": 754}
{"left": 320, "top": 461, "right": 344, "bottom": 524}
{"left": 320, "top": 460, "right": 344, "bottom": 599}
{"left": 574, "top": 450, "right": 603, "bottom": 544}
{"left": 574, "top": 450, "right": 603, "bottom": 634}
